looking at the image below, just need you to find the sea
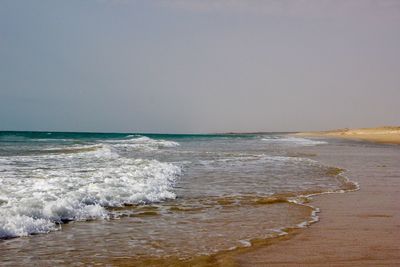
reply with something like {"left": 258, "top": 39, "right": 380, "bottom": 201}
{"left": 0, "top": 131, "right": 356, "bottom": 265}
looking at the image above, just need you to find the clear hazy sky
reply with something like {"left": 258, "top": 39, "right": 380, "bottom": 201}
{"left": 1, "top": 0, "right": 399, "bottom": 133}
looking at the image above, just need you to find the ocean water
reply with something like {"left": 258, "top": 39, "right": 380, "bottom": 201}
{"left": 0, "top": 131, "right": 351, "bottom": 264}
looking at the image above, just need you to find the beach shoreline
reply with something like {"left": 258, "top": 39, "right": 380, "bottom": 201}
{"left": 230, "top": 137, "right": 400, "bottom": 266}
{"left": 1, "top": 132, "right": 399, "bottom": 266}
{"left": 294, "top": 126, "right": 400, "bottom": 145}
{"left": 112, "top": 135, "right": 400, "bottom": 266}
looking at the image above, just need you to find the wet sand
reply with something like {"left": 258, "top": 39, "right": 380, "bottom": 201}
{"left": 235, "top": 139, "right": 400, "bottom": 266}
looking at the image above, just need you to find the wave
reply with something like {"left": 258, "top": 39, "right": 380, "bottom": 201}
{"left": 262, "top": 136, "right": 327, "bottom": 146}
{"left": 0, "top": 156, "right": 181, "bottom": 238}
{"left": 40, "top": 145, "right": 101, "bottom": 154}
{"left": 197, "top": 153, "right": 317, "bottom": 168}
{"left": 1, "top": 136, "right": 181, "bottom": 158}
{"left": 105, "top": 136, "right": 180, "bottom": 151}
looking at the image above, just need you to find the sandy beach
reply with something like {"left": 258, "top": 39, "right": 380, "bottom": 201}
{"left": 295, "top": 126, "right": 400, "bottom": 145}
{"left": 231, "top": 136, "right": 400, "bottom": 266}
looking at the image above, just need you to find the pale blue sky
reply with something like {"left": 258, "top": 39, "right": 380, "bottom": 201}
{"left": 1, "top": 0, "right": 399, "bottom": 133}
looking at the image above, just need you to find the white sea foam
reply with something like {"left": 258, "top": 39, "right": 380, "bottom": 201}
{"left": 104, "top": 136, "right": 180, "bottom": 151}
{"left": 0, "top": 141, "right": 181, "bottom": 238}
{"left": 198, "top": 153, "right": 317, "bottom": 168}
{"left": 262, "top": 136, "right": 327, "bottom": 146}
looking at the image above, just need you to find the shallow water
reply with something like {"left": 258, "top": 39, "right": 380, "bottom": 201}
{"left": 0, "top": 131, "right": 347, "bottom": 264}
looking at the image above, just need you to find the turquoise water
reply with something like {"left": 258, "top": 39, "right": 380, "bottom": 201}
{"left": 0, "top": 130, "right": 261, "bottom": 140}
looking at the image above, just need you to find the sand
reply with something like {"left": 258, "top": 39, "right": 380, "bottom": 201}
{"left": 232, "top": 137, "right": 400, "bottom": 266}
{"left": 295, "top": 126, "right": 400, "bottom": 145}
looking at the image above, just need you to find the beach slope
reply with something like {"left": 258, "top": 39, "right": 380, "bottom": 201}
{"left": 295, "top": 126, "right": 400, "bottom": 145}
{"left": 234, "top": 135, "right": 400, "bottom": 266}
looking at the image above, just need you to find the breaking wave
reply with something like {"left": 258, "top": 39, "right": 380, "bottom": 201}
{"left": 0, "top": 137, "right": 182, "bottom": 238}
{"left": 262, "top": 136, "right": 327, "bottom": 146}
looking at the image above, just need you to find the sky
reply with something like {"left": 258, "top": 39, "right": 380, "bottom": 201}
{"left": 0, "top": 0, "right": 399, "bottom": 133}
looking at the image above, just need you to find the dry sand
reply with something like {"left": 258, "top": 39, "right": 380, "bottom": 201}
{"left": 233, "top": 136, "right": 400, "bottom": 266}
{"left": 295, "top": 126, "right": 400, "bottom": 145}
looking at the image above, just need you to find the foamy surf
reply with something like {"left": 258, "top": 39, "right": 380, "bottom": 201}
{"left": 0, "top": 136, "right": 182, "bottom": 238}
{"left": 0, "top": 157, "right": 181, "bottom": 238}
{"left": 1, "top": 131, "right": 355, "bottom": 263}
{"left": 107, "top": 136, "right": 180, "bottom": 151}
{"left": 262, "top": 136, "right": 327, "bottom": 146}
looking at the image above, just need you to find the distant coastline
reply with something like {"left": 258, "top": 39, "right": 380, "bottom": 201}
{"left": 294, "top": 126, "right": 400, "bottom": 145}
